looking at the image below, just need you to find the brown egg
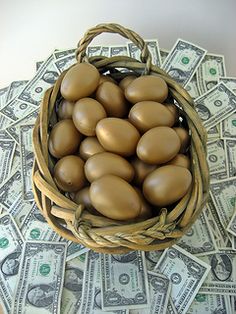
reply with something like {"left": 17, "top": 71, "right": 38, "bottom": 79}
{"left": 48, "top": 119, "right": 82, "bottom": 158}
{"left": 54, "top": 155, "right": 86, "bottom": 192}
{"left": 125, "top": 75, "right": 168, "bottom": 104}
{"left": 58, "top": 99, "right": 74, "bottom": 120}
{"left": 128, "top": 101, "right": 176, "bottom": 133}
{"left": 79, "top": 137, "right": 105, "bottom": 160}
{"left": 99, "top": 75, "right": 116, "bottom": 85}
{"left": 60, "top": 63, "right": 100, "bottom": 101}
{"left": 165, "top": 154, "right": 191, "bottom": 169}
{"left": 90, "top": 175, "right": 141, "bottom": 220}
{"left": 143, "top": 165, "right": 192, "bottom": 206}
{"left": 134, "top": 187, "right": 152, "bottom": 219}
{"left": 131, "top": 157, "right": 157, "bottom": 185}
{"left": 85, "top": 152, "right": 134, "bottom": 183}
{"left": 73, "top": 187, "right": 100, "bottom": 215}
{"left": 96, "top": 118, "right": 140, "bottom": 157}
{"left": 164, "top": 103, "right": 179, "bottom": 123}
{"left": 173, "top": 127, "right": 190, "bottom": 153}
{"left": 96, "top": 82, "right": 128, "bottom": 117}
{"left": 72, "top": 98, "right": 107, "bottom": 136}
{"left": 137, "top": 126, "right": 181, "bottom": 164}
{"left": 119, "top": 76, "right": 136, "bottom": 90}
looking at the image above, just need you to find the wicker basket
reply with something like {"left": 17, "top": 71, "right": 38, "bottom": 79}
{"left": 32, "top": 23, "right": 209, "bottom": 254}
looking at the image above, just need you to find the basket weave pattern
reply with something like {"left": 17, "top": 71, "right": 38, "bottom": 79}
{"left": 32, "top": 23, "right": 209, "bottom": 253}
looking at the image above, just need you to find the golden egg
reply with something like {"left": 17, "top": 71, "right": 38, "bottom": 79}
{"left": 79, "top": 137, "right": 105, "bottom": 160}
{"left": 119, "top": 75, "right": 136, "bottom": 91}
{"left": 131, "top": 157, "right": 157, "bottom": 185}
{"left": 173, "top": 127, "right": 190, "bottom": 153}
{"left": 165, "top": 154, "right": 190, "bottom": 169}
{"left": 57, "top": 99, "right": 74, "bottom": 120}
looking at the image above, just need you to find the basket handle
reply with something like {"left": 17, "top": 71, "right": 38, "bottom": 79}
{"left": 75, "top": 23, "right": 152, "bottom": 66}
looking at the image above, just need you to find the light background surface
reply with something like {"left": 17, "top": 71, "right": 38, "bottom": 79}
{"left": 0, "top": 0, "right": 235, "bottom": 88}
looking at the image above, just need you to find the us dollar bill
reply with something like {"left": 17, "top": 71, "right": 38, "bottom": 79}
{"left": 224, "top": 139, "right": 236, "bottom": 177}
{"left": 5, "top": 80, "right": 28, "bottom": 103}
{"left": 160, "top": 49, "right": 169, "bottom": 65}
{"left": 36, "top": 61, "right": 44, "bottom": 71}
{"left": 19, "top": 124, "right": 34, "bottom": 201}
{"left": 9, "top": 144, "right": 21, "bottom": 175}
{"left": 100, "top": 46, "right": 110, "bottom": 57}
{"left": 177, "top": 211, "right": 218, "bottom": 256}
{"left": 8, "top": 193, "right": 32, "bottom": 228}
{"left": 161, "top": 39, "right": 207, "bottom": 86}
{"left": 0, "top": 98, "right": 35, "bottom": 122}
{"left": 210, "top": 177, "right": 236, "bottom": 229}
{"left": 0, "top": 140, "right": 16, "bottom": 183}
{"left": 87, "top": 45, "right": 102, "bottom": 57}
{"left": 207, "top": 125, "right": 220, "bottom": 141}
{"left": 61, "top": 254, "right": 85, "bottom": 314}
{"left": 144, "top": 250, "right": 163, "bottom": 271}
{"left": 53, "top": 48, "right": 75, "bottom": 60}
{"left": 6, "top": 108, "right": 39, "bottom": 144}
{"left": 54, "top": 53, "right": 76, "bottom": 73}
{"left": 154, "top": 245, "right": 211, "bottom": 314}
{"left": 17, "top": 54, "right": 60, "bottom": 106}
{"left": 21, "top": 203, "right": 61, "bottom": 241}
{"left": 227, "top": 210, "right": 236, "bottom": 237}
{"left": 167, "top": 298, "right": 178, "bottom": 314}
{"left": 66, "top": 241, "right": 89, "bottom": 262}
{"left": 11, "top": 241, "right": 67, "bottom": 314}
{"left": 187, "top": 294, "right": 232, "bottom": 314}
{"left": 0, "top": 213, "right": 24, "bottom": 313}
{"left": 127, "top": 39, "right": 161, "bottom": 67}
{"left": 130, "top": 272, "right": 171, "bottom": 314}
{"left": 0, "top": 112, "right": 13, "bottom": 130}
{"left": 196, "top": 53, "right": 226, "bottom": 94}
{"left": 194, "top": 82, "right": 236, "bottom": 130}
{"left": 220, "top": 112, "right": 236, "bottom": 138}
{"left": 109, "top": 45, "right": 128, "bottom": 57}
{"left": 0, "top": 86, "right": 8, "bottom": 109}
{"left": 0, "top": 170, "right": 22, "bottom": 210}
{"left": 185, "top": 75, "right": 200, "bottom": 99}
{"left": 219, "top": 76, "right": 236, "bottom": 93}
{"left": 207, "top": 139, "right": 227, "bottom": 179}
{"left": 79, "top": 250, "right": 127, "bottom": 314}
{"left": 100, "top": 251, "right": 150, "bottom": 311}
{"left": 0, "top": 129, "right": 12, "bottom": 141}
{"left": 199, "top": 250, "right": 236, "bottom": 295}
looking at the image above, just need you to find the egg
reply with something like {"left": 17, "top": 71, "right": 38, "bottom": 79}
{"left": 85, "top": 152, "right": 134, "bottom": 182}
{"left": 53, "top": 155, "right": 86, "bottom": 192}
{"left": 48, "top": 119, "right": 82, "bottom": 158}
{"left": 96, "top": 82, "right": 128, "bottom": 117}
{"left": 60, "top": 63, "right": 100, "bottom": 101}
{"left": 125, "top": 75, "right": 168, "bottom": 104}
{"left": 173, "top": 127, "right": 190, "bottom": 153}
{"left": 72, "top": 98, "right": 107, "bottom": 136}
{"left": 57, "top": 99, "right": 74, "bottom": 120}
{"left": 119, "top": 75, "right": 136, "bottom": 90}
{"left": 143, "top": 165, "right": 192, "bottom": 206}
{"left": 137, "top": 126, "right": 181, "bottom": 164}
{"left": 134, "top": 187, "right": 152, "bottom": 220}
{"left": 99, "top": 74, "right": 116, "bottom": 85}
{"left": 128, "top": 101, "right": 176, "bottom": 133}
{"left": 131, "top": 157, "right": 157, "bottom": 185}
{"left": 73, "top": 187, "right": 100, "bottom": 215}
{"left": 165, "top": 103, "right": 179, "bottom": 123}
{"left": 165, "top": 154, "right": 190, "bottom": 169}
{"left": 96, "top": 118, "right": 140, "bottom": 157}
{"left": 90, "top": 175, "right": 141, "bottom": 220}
{"left": 79, "top": 137, "right": 105, "bottom": 160}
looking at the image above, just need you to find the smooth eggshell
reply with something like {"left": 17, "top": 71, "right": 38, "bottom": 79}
{"left": 90, "top": 175, "right": 141, "bottom": 220}
{"left": 96, "top": 118, "right": 140, "bottom": 157}
{"left": 137, "top": 126, "right": 181, "bottom": 164}
{"left": 79, "top": 137, "right": 105, "bottom": 160}
{"left": 164, "top": 103, "right": 179, "bottom": 123}
{"left": 134, "top": 187, "right": 152, "bottom": 220}
{"left": 96, "top": 82, "right": 128, "bottom": 117}
{"left": 85, "top": 152, "right": 134, "bottom": 182}
{"left": 131, "top": 157, "right": 157, "bottom": 185}
{"left": 73, "top": 187, "right": 99, "bottom": 215}
{"left": 128, "top": 101, "right": 175, "bottom": 133}
{"left": 58, "top": 99, "right": 74, "bottom": 120}
{"left": 173, "top": 127, "right": 190, "bottom": 153}
{"left": 72, "top": 98, "right": 107, "bottom": 136}
{"left": 119, "top": 76, "right": 136, "bottom": 91}
{"left": 98, "top": 75, "right": 116, "bottom": 85}
{"left": 125, "top": 75, "right": 168, "bottom": 104}
{"left": 53, "top": 155, "right": 86, "bottom": 192}
{"left": 49, "top": 119, "right": 82, "bottom": 158}
{"left": 165, "top": 154, "right": 190, "bottom": 169}
{"left": 60, "top": 63, "right": 100, "bottom": 101}
{"left": 143, "top": 165, "right": 192, "bottom": 206}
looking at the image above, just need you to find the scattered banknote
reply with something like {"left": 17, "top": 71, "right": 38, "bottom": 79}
{"left": 36, "top": 61, "right": 44, "bottom": 71}
{"left": 8, "top": 193, "right": 32, "bottom": 228}
{"left": 220, "top": 112, "right": 236, "bottom": 138}
{"left": 0, "top": 129, "right": 12, "bottom": 141}
{"left": 0, "top": 213, "right": 24, "bottom": 313}
{"left": 162, "top": 39, "right": 207, "bottom": 86}
{"left": 0, "top": 139, "right": 16, "bottom": 183}
{"left": 207, "top": 125, "right": 220, "bottom": 141}
{"left": 194, "top": 82, "right": 236, "bottom": 130}
{"left": 160, "top": 48, "right": 169, "bottom": 65}
{"left": 144, "top": 250, "right": 163, "bottom": 271}
{"left": 207, "top": 139, "right": 227, "bottom": 179}
{"left": 100, "top": 46, "right": 110, "bottom": 57}
{"left": 0, "top": 112, "right": 13, "bottom": 130}
{"left": 109, "top": 45, "right": 128, "bottom": 57}
{"left": 65, "top": 241, "right": 90, "bottom": 262}
{"left": 5, "top": 80, "right": 28, "bottom": 103}
{"left": 54, "top": 53, "right": 76, "bottom": 73}
{"left": 185, "top": 75, "right": 200, "bottom": 99}
{"left": 219, "top": 76, "right": 236, "bottom": 93}
{"left": 224, "top": 138, "right": 236, "bottom": 177}
{"left": 19, "top": 124, "right": 34, "bottom": 201}
{"left": 227, "top": 210, "right": 236, "bottom": 237}
{"left": 0, "top": 170, "right": 22, "bottom": 210}
{"left": 87, "top": 45, "right": 102, "bottom": 57}
{"left": 0, "top": 98, "right": 35, "bottom": 122}
{"left": 196, "top": 53, "right": 226, "bottom": 94}
{"left": 155, "top": 245, "right": 211, "bottom": 314}
{"left": 0, "top": 86, "right": 8, "bottom": 109}
{"left": 9, "top": 144, "right": 21, "bottom": 175}
{"left": 53, "top": 48, "right": 75, "bottom": 60}
{"left": 11, "top": 241, "right": 67, "bottom": 314}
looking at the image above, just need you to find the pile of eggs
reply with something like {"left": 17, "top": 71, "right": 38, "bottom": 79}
{"left": 49, "top": 62, "right": 192, "bottom": 221}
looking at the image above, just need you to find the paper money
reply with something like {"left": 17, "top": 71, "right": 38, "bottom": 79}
{"left": 0, "top": 98, "right": 35, "bottom": 122}
{"left": 100, "top": 251, "right": 150, "bottom": 311}
{"left": 0, "top": 86, "right": 8, "bottom": 109}
{"left": 187, "top": 294, "right": 232, "bottom": 314}
{"left": 19, "top": 124, "right": 34, "bottom": 201}
{"left": 199, "top": 250, "right": 236, "bottom": 295}
{"left": 0, "top": 129, "right": 12, "bottom": 141}
{"left": 160, "top": 49, "right": 169, "bottom": 65}
{"left": 0, "top": 140, "right": 16, "bottom": 183}
{"left": 207, "top": 125, "right": 220, "bottom": 141}
{"left": 11, "top": 241, "right": 67, "bottom": 314}
{"left": 185, "top": 75, "right": 200, "bottom": 99}
{"left": 100, "top": 46, "right": 110, "bottom": 57}
{"left": 197, "top": 54, "right": 226, "bottom": 94}
{"left": 36, "top": 61, "right": 44, "bottom": 71}
{"left": 155, "top": 245, "right": 211, "bottom": 314}
{"left": 177, "top": 211, "right": 218, "bottom": 256}
{"left": 87, "top": 45, "right": 102, "bottom": 57}
{"left": 161, "top": 39, "right": 207, "bottom": 86}
{"left": 5, "top": 80, "right": 28, "bottom": 103}
{"left": 220, "top": 112, "right": 236, "bottom": 138}
{"left": 194, "top": 82, "right": 236, "bottom": 130}
{"left": 219, "top": 76, "right": 236, "bottom": 93}
{"left": 53, "top": 48, "right": 75, "bottom": 60}
{"left": 61, "top": 254, "right": 85, "bottom": 314}
{"left": 9, "top": 145, "right": 21, "bottom": 175}
{"left": 130, "top": 272, "right": 171, "bottom": 314}
{"left": 144, "top": 250, "right": 163, "bottom": 271}
{"left": 66, "top": 241, "right": 89, "bottom": 262}
{"left": 227, "top": 211, "right": 236, "bottom": 237}
{"left": 207, "top": 139, "right": 227, "bottom": 179}
{"left": 0, "top": 112, "right": 13, "bottom": 130}
{"left": 0, "top": 170, "right": 21, "bottom": 210}
{"left": 109, "top": 45, "right": 128, "bottom": 57}
{"left": 8, "top": 193, "right": 32, "bottom": 228}
{"left": 167, "top": 299, "right": 178, "bottom": 314}
{"left": 224, "top": 139, "right": 236, "bottom": 177}
{"left": 0, "top": 213, "right": 24, "bottom": 313}
{"left": 17, "top": 54, "right": 59, "bottom": 106}
{"left": 54, "top": 54, "right": 76, "bottom": 73}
